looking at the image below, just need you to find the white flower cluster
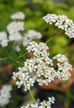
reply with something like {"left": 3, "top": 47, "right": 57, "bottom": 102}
{"left": 12, "top": 41, "right": 72, "bottom": 91}
{"left": 43, "top": 14, "right": 74, "bottom": 38}
{"left": 8, "top": 14, "right": 42, "bottom": 50}
{"left": 0, "top": 12, "right": 42, "bottom": 50}
{"left": 10, "top": 12, "right": 25, "bottom": 20}
{"left": 7, "top": 21, "right": 24, "bottom": 34}
{"left": 7, "top": 12, "right": 25, "bottom": 42}
{"left": 0, "top": 12, "right": 25, "bottom": 48}
{"left": 0, "top": 32, "right": 9, "bottom": 47}
{"left": 12, "top": 41, "right": 56, "bottom": 91}
{"left": 8, "top": 28, "right": 42, "bottom": 51}
{"left": 9, "top": 32, "right": 23, "bottom": 41}
{"left": 0, "top": 85, "right": 12, "bottom": 107}
{"left": 23, "top": 30, "right": 42, "bottom": 47}
{"left": 53, "top": 54, "right": 72, "bottom": 80}
{"left": 21, "top": 97, "right": 55, "bottom": 108}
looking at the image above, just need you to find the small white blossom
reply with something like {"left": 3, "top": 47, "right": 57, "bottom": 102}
{"left": 14, "top": 45, "right": 21, "bottom": 52}
{"left": 21, "top": 97, "right": 55, "bottom": 108}
{"left": 53, "top": 54, "right": 72, "bottom": 80}
{"left": 22, "top": 30, "right": 42, "bottom": 47}
{"left": 0, "top": 39, "right": 9, "bottom": 47}
{"left": 10, "top": 12, "right": 25, "bottom": 20}
{"left": 7, "top": 21, "right": 24, "bottom": 34}
{"left": 0, "top": 32, "right": 7, "bottom": 40}
{"left": 0, "top": 32, "right": 8, "bottom": 47}
{"left": 9, "top": 32, "right": 23, "bottom": 41}
{"left": 0, "top": 85, "right": 12, "bottom": 107}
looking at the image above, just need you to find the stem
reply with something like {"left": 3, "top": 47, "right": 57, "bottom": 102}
{"left": 45, "top": 36, "right": 56, "bottom": 44}
{"left": 0, "top": 57, "right": 9, "bottom": 61}
{"left": 19, "top": 36, "right": 56, "bottom": 59}
{"left": 29, "top": 89, "right": 36, "bottom": 104}
{"left": 65, "top": 88, "right": 70, "bottom": 108}
{"left": 0, "top": 36, "right": 56, "bottom": 62}
{"left": 19, "top": 52, "right": 28, "bottom": 59}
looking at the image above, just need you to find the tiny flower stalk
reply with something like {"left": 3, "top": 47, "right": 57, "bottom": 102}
{"left": 29, "top": 89, "right": 36, "bottom": 104}
{"left": 45, "top": 36, "right": 57, "bottom": 44}
{"left": 19, "top": 52, "right": 28, "bottom": 59}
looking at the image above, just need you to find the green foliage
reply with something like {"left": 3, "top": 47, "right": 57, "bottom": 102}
{"left": 52, "top": 36, "right": 69, "bottom": 55}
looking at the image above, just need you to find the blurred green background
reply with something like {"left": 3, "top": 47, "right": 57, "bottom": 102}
{"left": 0, "top": 0, "right": 74, "bottom": 108}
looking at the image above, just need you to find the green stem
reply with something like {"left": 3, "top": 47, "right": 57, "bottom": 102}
{"left": 19, "top": 36, "right": 57, "bottom": 59}
{"left": 19, "top": 52, "right": 28, "bottom": 59}
{"left": 65, "top": 88, "right": 70, "bottom": 108}
{"left": 0, "top": 36, "right": 56, "bottom": 62}
{"left": 45, "top": 36, "right": 56, "bottom": 44}
{"left": 29, "top": 89, "right": 36, "bottom": 104}
{"left": 0, "top": 57, "right": 9, "bottom": 61}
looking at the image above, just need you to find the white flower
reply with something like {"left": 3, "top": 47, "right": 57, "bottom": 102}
{"left": 48, "top": 97, "right": 55, "bottom": 104}
{"left": 22, "top": 30, "right": 42, "bottom": 47}
{"left": 0, "top": 85, "right": 12, "bottom": 107}
{"left": 0, "top": 32, "right": 8, "bottom": 47}
{"left": 9, "top": 32, "right": 23, "bottom": 41}
{"left": 10, "top": 12, "right": 25, "bottom": 20}
{"left": 7, "top": 21, "right": 24, "bottom": 34}
{"left": 53, "top": 54, "right": 72, "bottom": 80}
{"left": 25, "top": 29, "right": 42, "bottom": 39}
{"left": 14, "top": 45, "right": 21, "bottom": 52}
{"left": 0, "top": 32, "right": 7, "bottom": 40}
{"left": 12, "top": 72, "right": 18, "bottom": 80}
{"left": 0, "top": 39, "right": 9, "bottom": 47}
